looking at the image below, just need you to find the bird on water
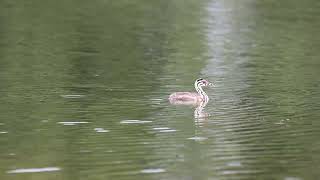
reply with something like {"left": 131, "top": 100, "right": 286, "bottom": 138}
{"left": 168, "top": 78, "right": 213, "bottom": 105}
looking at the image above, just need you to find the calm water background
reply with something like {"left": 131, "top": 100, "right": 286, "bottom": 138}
{"left": 0, "top": 0, "right": 320, "bottom": 179}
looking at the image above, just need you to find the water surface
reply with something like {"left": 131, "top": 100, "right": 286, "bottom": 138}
{"left": 0, "top": 0, "right": 320, "bottom": 179}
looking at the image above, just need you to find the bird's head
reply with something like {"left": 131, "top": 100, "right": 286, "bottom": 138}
{"left": 195, "top": 78, "right": 213, "bottom": 87}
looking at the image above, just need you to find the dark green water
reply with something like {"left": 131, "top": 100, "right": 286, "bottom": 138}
{"left": 0, "top": 0, "right": 320, "bottom": 179}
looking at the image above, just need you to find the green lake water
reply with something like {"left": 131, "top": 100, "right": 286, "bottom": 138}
{"left": 0, "top": 0, "right": 320, "bottom": 179}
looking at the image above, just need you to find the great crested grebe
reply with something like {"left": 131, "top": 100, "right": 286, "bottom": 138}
{"left": 169, "top": 78, "right": 213, "bottom": 105}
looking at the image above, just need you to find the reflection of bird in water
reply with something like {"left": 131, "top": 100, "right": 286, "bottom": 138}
{"left": 194, "top": 100, "right": 210, "bottom": 119}
{"left": 169, "top": 78, "right": 213, "bottom": 119}
{"left": 169, "top": 78, "right": 212, "bottom": 105}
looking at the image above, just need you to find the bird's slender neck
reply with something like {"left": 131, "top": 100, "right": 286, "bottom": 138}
{"left": 194, "top": 82, "right": 209, "bottom": 103}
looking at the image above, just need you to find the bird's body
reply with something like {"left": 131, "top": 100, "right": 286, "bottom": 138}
{"left": 169, "top": 92, "right": 202, "bottom": 105}
{"left": 168, "top": 78, "right": 212, "bottom": 105}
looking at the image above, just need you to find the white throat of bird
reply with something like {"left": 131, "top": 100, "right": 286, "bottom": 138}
{"left": 194, "top": 81, "right": 209, "bottom": 103}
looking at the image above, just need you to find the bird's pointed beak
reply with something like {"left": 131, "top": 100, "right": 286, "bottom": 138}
{"left": 208, "top": 82, "right": 214, "bottom": 87}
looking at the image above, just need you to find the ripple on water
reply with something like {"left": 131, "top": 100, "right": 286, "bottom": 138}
{"left": 94, "top": 128, "right": 109, "bottom": 133}
{"left": 140, "top": 168, "right": 166, "bottom": 174}
{"left": 152, "top": 127, "right": 171, "bottom": 130}
{"left": 120, "top": 120, "right": 152, "bottom": 124}
{"left": 187, "top": 136, "right": 208, "bottom": 141}
{"left": 60, "top": 95, "right": 85, "bottom": 98}
{"left": 58, "top": 122, "right": 90, "bottom": 126}
{"left": 226, "top": 161, "right": 242, "bottom": 167}
{"left": 7, "top": 167, "right": 61, "bottom": 174}
{"left": 152, "top": 127, "right": 177, "bottom": 133}
{"left": 284, "top": 177, "right": 302, "bottom": 180}
{"left": 158, "top": 129, "right": 177, "bottom": 133}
